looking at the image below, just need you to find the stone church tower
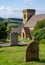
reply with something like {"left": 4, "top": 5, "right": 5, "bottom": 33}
{"left": 21, "top": 9, "right": 35, "bottom": 38}
{"left": 23, "top": 9, "right": 35, "bottom": 25}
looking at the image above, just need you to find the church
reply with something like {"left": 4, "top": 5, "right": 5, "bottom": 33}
{"left": 21, "top": 9, "right": 45, "bottom": 39}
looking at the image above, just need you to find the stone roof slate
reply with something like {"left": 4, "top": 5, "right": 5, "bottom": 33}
{"left": 24, "top": 14, "right": 45, "bottom": 28}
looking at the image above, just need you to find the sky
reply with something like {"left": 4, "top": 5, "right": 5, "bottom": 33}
{"left": 0, "top": 0, "right": 45, "bottom": 18}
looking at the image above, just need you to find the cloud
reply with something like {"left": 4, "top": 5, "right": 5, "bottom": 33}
{"left": 0, "top": 6, "right": 22, "bottom": 18}
{"left": 36, "top": 9, "right": 45, "bottom": 14}
{"left": 23, "top": 0, "right": 33, "bottom": 5}
{"left": 0, "top": 6, "right": 45, "bottom": 18}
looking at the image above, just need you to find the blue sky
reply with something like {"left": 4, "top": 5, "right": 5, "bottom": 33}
{"left": 0, "top": 0, "right": 45, "bottom": 18}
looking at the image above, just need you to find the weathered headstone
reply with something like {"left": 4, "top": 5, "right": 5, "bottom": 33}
{"left": 11, "top": 32, "right": 18, "bottom": 46}
{"left": 10, "top": 27, "right": 18, "bottom": 46}
{"left": 25, "top": 40, "right": 39, "bottom": 62}
{"left": 10, "top": 27, "right": 27, "bottom": 46}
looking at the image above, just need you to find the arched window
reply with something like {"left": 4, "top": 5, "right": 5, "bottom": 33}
{"left": 23, "top": 33, "right": 25, "bottom": 38}
{"left": 24, "top": 14, "right": 26, "bottom": 19}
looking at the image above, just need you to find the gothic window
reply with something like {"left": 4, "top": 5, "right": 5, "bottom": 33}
{"left": 23, "top": 33, "right": 25, "bottom": 38}
{"left": 24, "top": 14, "right": 26, "bottom": 19}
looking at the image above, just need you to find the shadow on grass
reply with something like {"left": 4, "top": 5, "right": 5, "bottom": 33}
{"left": 0, "top": 50, "right": 5, "bottom": 53}
{"left": 39, "top": 59, "right": 45, "bottom": 63}
{"left": 26, "top": 59, "right": 45, "bottom": 63}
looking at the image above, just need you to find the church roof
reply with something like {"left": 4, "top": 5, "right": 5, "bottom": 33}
{"left": 24, "top": 14, "right": 45, "bottom": 28}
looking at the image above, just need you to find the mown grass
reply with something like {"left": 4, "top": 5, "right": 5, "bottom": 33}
{"left": 0, "top": 43, "right": 45, "bottom": 65}
{"left": 18, "top": 36, "right": 30, "bottom": 44}
{"left": 0, "top": 36, "right": 30, "bottom": 44}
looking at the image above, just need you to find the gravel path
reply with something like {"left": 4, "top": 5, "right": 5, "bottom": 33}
{"left": 0, "top": 43, "right": 11, "bottom": 47}
{"left": 0, "top": 41, "right": 27, "bottom": 47}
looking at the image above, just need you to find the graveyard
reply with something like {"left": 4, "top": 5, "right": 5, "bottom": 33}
{"left": 0, "top": 43, "right": 45, "bottom": 65}
{"left": 0, "top": 18, "right": 45, "bottom": 65}
{"left": 0, "top": 33, "right": 45, "bottom": 65}
{"left": 0, "top": 0, "right": 45, "bottom": 64}
{"left": 0, "top": 8, "right": 45, "bottom": 65}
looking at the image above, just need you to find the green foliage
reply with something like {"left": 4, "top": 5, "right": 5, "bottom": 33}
{"left": 34, "top": 19, "right": 45, "bottom": 31}
{"left": 0, "top": 22, "right": 9, "bottom": 40}
{"left": 7, "top": 24, "right": 18, "bottom": 32}
{"left": 33, "top": 28, "right": 45, "bottom": 41}
{"left": 18, "top": 36, "right": 30, "bottom": 43}
{"left": 33, "top": 20, "right": 45, "bottom": 41}
{"left": 40, "top": 39, "right": 45, "bottom": 44}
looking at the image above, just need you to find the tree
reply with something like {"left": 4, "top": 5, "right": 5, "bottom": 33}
{"left": 33, "top": 28, "right": 45, "bottom": 41}
{"left": 0, "top": 22, "right": 8, "bottom": 40}
{"left": 34, "top": 19, "right": 45, "bottom": 31}
{"left": 7, "top": 24, "right": 18, "bottom": 32}
{"left": 33, "top": 20, "right": 45, "bottom": 41}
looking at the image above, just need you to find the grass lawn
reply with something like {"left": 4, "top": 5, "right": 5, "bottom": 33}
{"left": 18, "top": 36, "right": 31, "bottom": 44}
{"left": 0, "top": 36, "right": 30, "bottom": 44}
{"left": 0, "top": 44, "right": 45, "bottom": 65}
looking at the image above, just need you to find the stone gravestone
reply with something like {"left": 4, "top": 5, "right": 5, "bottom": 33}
{"left": 11, "top": 28, "right": 18, "bottom": 46}
{"left": 25, "top": 40, "right": 39, "bottom": 62}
